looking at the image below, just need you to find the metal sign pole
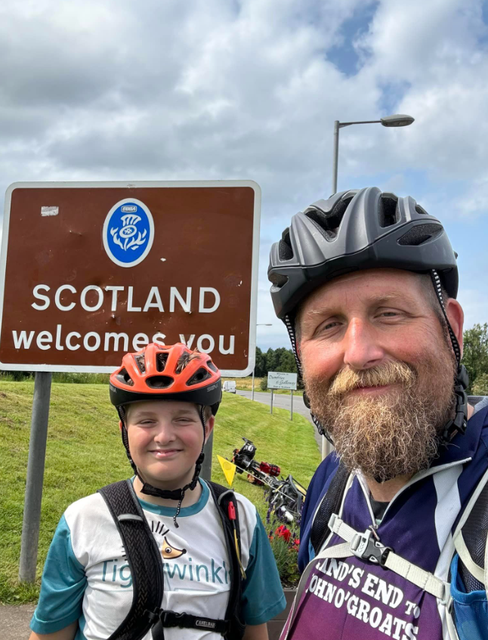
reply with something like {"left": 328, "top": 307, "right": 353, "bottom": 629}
{"left": 290, "top": 390, "right": 293, "bottom": 421}
{"left": 19, "top": 371, "right": 52, "bottom": 583}
{"left": 270, "top": 389, "right": 274, "bottom": 414}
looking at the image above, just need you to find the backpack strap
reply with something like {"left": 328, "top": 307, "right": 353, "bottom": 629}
{"left": 207, "top": 481, "right": 246, "bottom": 640}
{"left": 453, "top": 466, "right": 488, "bottom": 597}
{"left": 310, "top": 462, "right": 350, "bottom": 554}
{"left": 98, "top": 480, "right": 165, "bottom": 640}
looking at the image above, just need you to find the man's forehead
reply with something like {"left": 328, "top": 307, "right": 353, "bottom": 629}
{"left": 300, "top": 268, "right": 424, "bottom": 313}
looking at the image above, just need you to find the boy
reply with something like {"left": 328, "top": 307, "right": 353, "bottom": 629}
{"left": 29, "top": 343, "right": 286, "bottom": 640}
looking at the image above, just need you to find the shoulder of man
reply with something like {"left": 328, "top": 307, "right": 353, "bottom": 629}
{"left": 302, "top": 453, "right": 342, "bottom": 526}
{"left": 298, "top": 453, "right": 342, "bottom": 570}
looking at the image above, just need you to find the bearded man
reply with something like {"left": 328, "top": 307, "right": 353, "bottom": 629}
{"left": 268, "top": 187, "right": 488, "bottom": 640}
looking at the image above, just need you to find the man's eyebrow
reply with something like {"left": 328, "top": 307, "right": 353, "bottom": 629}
{"left": 302, "top": 293, "right": 414, "bottom": 318}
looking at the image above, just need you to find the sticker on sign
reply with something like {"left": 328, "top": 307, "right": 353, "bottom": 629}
{"left": 267, "top": 371, "right": 298, "bottom": 390}
{"left": 0, "top": 181, "right": 261, "bottom": 375}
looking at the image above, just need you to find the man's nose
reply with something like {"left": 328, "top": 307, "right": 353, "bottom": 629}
{"left": 343, "top": 318, "right": 385, "bottom": 370}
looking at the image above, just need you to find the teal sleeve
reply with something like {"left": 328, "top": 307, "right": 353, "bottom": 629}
{"left": 241, "top": 511, "right": 286, "bottom": 625}
{"left": 30, "top": 515, "right": 87, "bottom": 634}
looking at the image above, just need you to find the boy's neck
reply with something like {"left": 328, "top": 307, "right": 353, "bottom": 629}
{"left": 133, "top": 475, "right": 203, "bottom": 509}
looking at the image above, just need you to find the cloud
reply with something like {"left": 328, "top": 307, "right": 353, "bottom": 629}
{"left": 0, "top": 0, "right": 487, "bottom": 351}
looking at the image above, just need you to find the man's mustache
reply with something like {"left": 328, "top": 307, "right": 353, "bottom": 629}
{"left": 328, "top": 361, "right": 417, "bottom": 396}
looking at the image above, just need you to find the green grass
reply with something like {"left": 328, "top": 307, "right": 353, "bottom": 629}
{"left": 0, "top": 381, "right": 319, "bottom": 603}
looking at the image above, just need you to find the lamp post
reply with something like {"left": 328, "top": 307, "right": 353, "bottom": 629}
{"left": 332, "top": 114, "right": 415, "bottom": 194}
{"left": 322, "top": 113, "right": 415, "bottom": 460}
{"left": 252, "top": 324, "right": 272, "bottom": 401}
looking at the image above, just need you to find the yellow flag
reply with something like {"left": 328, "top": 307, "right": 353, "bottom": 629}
{"left": 217, "top": 455, "right": 236, "bottom": 487}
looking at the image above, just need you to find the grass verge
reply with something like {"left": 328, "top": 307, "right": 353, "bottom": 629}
{"left": 0, "top": 381, "right": 319, "bottom": 604}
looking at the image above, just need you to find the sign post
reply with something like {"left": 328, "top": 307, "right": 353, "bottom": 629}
{"left": 267, "top": 372, "right": 298, "bottom": 420}
{"left": 1, "top": 180, "right": 261, "bottom": 581}
{"left": 18, "top": 371, "right": 52, "bottom": 582}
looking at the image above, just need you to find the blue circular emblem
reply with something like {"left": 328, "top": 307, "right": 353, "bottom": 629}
{"left": 103, "top": 199, "right": 154, "bottom": 268}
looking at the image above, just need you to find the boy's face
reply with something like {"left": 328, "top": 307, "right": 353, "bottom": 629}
{"left": 125, "top": 400, "right": 214, "bottom": 490}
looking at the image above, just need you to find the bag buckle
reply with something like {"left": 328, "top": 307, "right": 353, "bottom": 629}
{"left": 350, "top": 528, "right": 391, "bottom": 566}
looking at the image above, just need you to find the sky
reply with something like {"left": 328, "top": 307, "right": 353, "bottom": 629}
{"left": 0, "top": 0, "right": 487, "bottom": 352}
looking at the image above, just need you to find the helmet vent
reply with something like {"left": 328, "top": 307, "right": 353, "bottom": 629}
{"left": 268, "top": 272, "right": 288, "bottom": 288}
{"left": 305, "top": 208, "right": 337, "bottom": 240}
{"left": 134, "top": 354, "right": 145, "bottom": 373}
{"left": 146, "top": 375, "right": 174, "bottom": 389}
{"left": 116, "top": 368, "right": 134, "bottom": 386}
{"left": 207, "top": 360, "right": 218, "bottom": 372}
{"left": 379, "top": 194, "right": 399, "bottom": 228}
{"left": 398, "top": 223, "right": 443, "bottom": 246}
{"left": 156, "top": 352, "right": 169, "bottom": 372}
{"left": 415, "top": 204, "right": 428, "bottom": 215}
{"left": 279, "top": 229, "right": 294, "bottom": 260}
{"left": 187, "top": 367, "right": 212, "bottom": 386}
{"left": 305, "top": 194, "right": 354, "bottom": 239}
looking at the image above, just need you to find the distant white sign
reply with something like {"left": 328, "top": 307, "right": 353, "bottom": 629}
{"left": 268, "top": 371, "right": 297, "bottom": 390}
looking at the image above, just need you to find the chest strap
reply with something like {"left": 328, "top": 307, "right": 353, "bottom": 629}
{"left": 148, "top": 609, "right": 229, "bottom": 639}
{"left": 326, "top": 514, "right": 449, "bottom": 604}
{"left": 282, "top": 514, "right": 452, "bottom": 640}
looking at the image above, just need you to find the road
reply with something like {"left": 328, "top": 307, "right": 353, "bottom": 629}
{"left": 235, "top": 389, "right": 328, "bottom": 453}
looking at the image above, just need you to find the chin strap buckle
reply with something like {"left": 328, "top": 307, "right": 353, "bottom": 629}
{"left": 350, "top": 527, "right": 391, "bottom": 567}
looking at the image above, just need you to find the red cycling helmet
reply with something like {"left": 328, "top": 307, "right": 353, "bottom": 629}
{"left": 110, "top": 343, "right": 222, "bottom": 519}
{"left": 109, "top": 342, "right": 222, "bottom": 415}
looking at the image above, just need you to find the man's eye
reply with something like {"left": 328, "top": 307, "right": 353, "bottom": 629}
{"left": 324, "top": 321, "right": 340, "bottom": 329}
{"left": 319, "top": 320, "right": 341, "bottom": 332}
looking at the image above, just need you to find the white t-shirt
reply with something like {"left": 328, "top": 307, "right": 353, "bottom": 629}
{"left": 31, "top": 480, "right": 286, "bottom": 640}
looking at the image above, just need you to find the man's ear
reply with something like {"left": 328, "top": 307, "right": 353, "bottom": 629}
{"left": 205, "top": 415, "right": 215, "bottom": 442}
{"left": 445, "top": 298, "right": 465, "bottom": 357}
{"left": 119, "top": 420, "right": 124, "bottom": 432}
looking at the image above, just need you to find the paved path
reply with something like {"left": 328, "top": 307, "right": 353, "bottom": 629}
{"left": 0, "top": 603, "right": 35, "bottom": 640}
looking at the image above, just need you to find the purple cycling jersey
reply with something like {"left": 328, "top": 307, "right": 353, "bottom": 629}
{"left": 284, "top": 406, "right": 488, "bottom": 640}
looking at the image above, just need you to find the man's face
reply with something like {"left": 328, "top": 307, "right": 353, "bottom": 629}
{"left": 298, "top": 269, "right": 460, "bottom": 481}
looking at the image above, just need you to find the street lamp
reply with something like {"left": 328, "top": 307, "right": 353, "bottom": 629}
{"left": 323, "top": 113, "right": 415, "bottom": 460}
{"left": 252, "top": 324, "right": 272, "bottom": 401}
{"left": 332, "top": 113, "right": 415, "bottom": 194}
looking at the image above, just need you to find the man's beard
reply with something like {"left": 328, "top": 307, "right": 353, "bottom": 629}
{"left": 305, "top": 352, "right": 457, "bottom": 482}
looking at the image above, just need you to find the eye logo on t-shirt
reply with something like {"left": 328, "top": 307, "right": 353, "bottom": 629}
{"left": 161, "top": 536, "right": 187, "bottom": 560}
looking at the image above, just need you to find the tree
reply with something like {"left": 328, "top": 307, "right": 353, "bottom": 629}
{"left": 276, "top": 349, "right": 297, "bottom": 373}
{"left": 472, "top": 373, "right": 488, "bottom": 396}
{"left": 254, "top": 347, "right": 267, "bottom": 377}
{"left": 462, "top": 323, "right": 488, "bottom": 394}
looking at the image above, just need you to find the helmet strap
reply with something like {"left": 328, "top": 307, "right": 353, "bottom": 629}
{"left": 117, "top": 405, "right": 207, "bottom": 527}
{"left": 429, "top": 270, "right": 469, "bottom": 443}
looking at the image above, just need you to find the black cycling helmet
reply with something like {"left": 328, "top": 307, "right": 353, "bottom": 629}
{"left": 268, "top": 187, "right": 468, "bottom": 446}
{"left": 268, "top": 187, "right": 458, "bottom": 320}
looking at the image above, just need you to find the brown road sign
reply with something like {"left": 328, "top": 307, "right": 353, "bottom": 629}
{"left": 0, "top": 181, "right": 260, "bottom": 374}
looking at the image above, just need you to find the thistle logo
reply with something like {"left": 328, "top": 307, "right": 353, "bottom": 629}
{"left": 103, "top": 198, "right": 154, "bottom": 267}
